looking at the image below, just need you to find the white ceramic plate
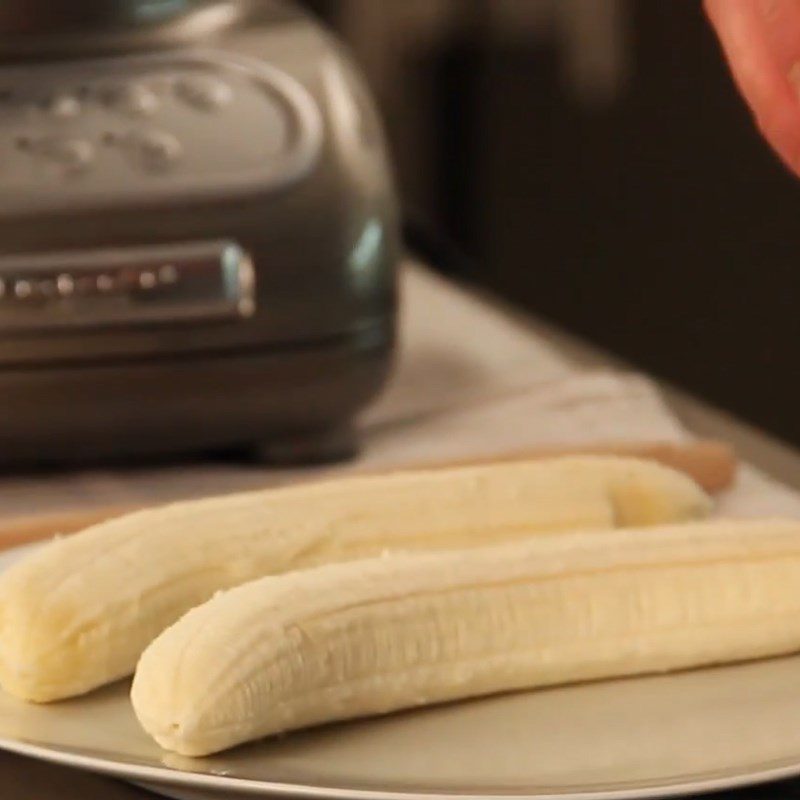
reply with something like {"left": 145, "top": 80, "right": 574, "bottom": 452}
{"left": 2, "top": 545, "right": 800, "bottom": 800}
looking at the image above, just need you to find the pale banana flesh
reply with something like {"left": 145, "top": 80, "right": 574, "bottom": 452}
{"left": 133, "top": 518, "right": 800, "bottom": 756}
{"left": 0, "top": 456, "right": 710, "bottom": 702}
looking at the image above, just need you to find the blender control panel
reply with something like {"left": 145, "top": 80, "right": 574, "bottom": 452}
{"left": 0, "top": 240, "right": 256, "bottom": 332}
{"left": 0, "top": 51, "right": 323, "bottom": 213}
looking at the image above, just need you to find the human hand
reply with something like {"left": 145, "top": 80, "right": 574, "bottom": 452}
{"left": 706, "top": 0, "right": 800, "bottom": 175}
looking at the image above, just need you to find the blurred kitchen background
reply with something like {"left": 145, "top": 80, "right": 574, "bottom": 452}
{"left": 300, "top": 0, "right": 800, "bottom": 448}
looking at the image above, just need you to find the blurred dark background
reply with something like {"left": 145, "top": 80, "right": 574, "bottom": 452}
{"left": 304, "top": 0, "right": 800, "bottom": 446}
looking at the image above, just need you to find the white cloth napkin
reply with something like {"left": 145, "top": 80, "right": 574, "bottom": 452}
{"left": 0, "top": 368, "right": 796, "bottom": 523}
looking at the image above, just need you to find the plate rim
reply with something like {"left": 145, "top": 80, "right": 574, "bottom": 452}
{"left": 3, "top": 734, "right": 800, "bottom": 800}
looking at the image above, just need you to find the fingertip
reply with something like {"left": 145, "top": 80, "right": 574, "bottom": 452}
{"left": 753, "top": 101, "right": 800, "bottom": 175}
{"left": 703, "top": 0, "right": 800, "bottom": 178}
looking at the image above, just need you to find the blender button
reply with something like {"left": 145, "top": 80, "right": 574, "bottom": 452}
{"left": 108, "top": 83, "right": 160, "bottom": 116}
{"left": 158, "top": 264, "right": 179, "bottom": 284}
{"left": 14, "top": 280, "right": 33, "bottom": 299}
{"left": 139, "top": 271, "right": 157, "bottom": 289}
{"left": 45, "top": 94, "right": 82, "bottom": 119}
{"left": 33, "top": 137, "right": 95, "bottom": 172}
{"left": 176, "top": 76, "right": 233, "bottom": 111}
{"left": 132, "top": 130, "right": 183, "bottom": 171}
{"left": 57, "top": 274, "right": 75, "bottom": 296}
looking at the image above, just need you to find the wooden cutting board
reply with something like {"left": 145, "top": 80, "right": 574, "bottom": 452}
{"left": 0, "top": 440, "right": 735, "bottom": 553}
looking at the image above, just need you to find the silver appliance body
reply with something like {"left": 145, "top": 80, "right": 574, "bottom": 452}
{"left": 0, "top": 0, "right": 398, "bottom": 463}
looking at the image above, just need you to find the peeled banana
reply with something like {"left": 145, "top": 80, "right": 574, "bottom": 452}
{"left": 0, "top": 456, "right": 710, "bottom": 702}
{"left": 133, "top": 518, "right": 800, "bottom": 756}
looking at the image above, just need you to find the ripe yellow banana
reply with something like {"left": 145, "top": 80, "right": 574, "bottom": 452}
{"left": 0, "top": 456, "right": 709, "bottom": 702}
{"left": 133, "top": 518, "right": 800, "bottom": 756}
